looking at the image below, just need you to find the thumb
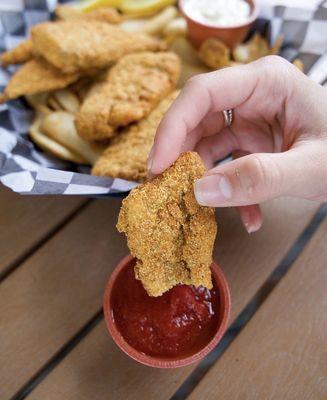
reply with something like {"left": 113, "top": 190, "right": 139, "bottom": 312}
{"left": 194, "top": 145, "right": 326, "bottom": 207}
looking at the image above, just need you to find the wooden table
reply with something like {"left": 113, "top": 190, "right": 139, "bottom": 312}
{"left": 1, "top": 185, "right": 326, "bottom": 400}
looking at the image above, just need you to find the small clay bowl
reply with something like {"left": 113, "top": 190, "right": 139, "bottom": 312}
{"left": 179, "top": 0, "right": 260, "bottom": 48}
{"left": 103, "top": 254, "right": 231, "bottom": 368}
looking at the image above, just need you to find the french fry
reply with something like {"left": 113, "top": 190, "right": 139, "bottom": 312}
{"left": 119, "top": 18, "right": 149, "bottom": 32}
{"left": 53, "top": 89, "right": 80, "bottom": 113}
{"left": 163, "top": 17, "right": 187, "bottom": 38}
{"left": 140, "top": 6, "right": 178, "bottom": 35}
{"left": 30, "top": 115, "right": 87, "bottom": 164}
{"left": 40, "top": 111, "right": 102, "bottom": 164}
{"left": 120, "top": 6, "right": 178, "bottom": 35}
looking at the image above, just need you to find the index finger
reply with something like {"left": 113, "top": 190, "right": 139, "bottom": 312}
{"left": 149, "top": 61, "right": 260, "bottom": 175}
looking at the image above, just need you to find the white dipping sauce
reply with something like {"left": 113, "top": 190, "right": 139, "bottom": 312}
{"left": 184, "top": 0, "right": 251, "bottom": 27}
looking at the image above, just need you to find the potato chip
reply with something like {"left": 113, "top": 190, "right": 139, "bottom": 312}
{"left": 198, "top": 38, "right": 231, "bottom": 70}
{"left": 53, "top": 89, "right": 80, "bottom": 113}
{"left": 30, "top": 115, "right": 87, "bottom": 164}
{"left": 40, "top": 111, "right": 102, "bottom": 164}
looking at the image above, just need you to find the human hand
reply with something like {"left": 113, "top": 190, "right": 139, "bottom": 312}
{"left": 148, "top": 56, "right": 327, "bottom": 233}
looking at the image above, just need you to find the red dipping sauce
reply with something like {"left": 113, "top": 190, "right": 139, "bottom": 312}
{"left": 111, "top": 262, "right": 221, "bottom": 359}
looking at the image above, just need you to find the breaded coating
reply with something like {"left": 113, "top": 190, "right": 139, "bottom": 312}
{"left": 117, "top": 152, "right": 217, "bottom": 297}
{"left": 76, "top": 51, "right": 181, "bottom": 141}
{"left": 92, "top": 90, "right": 179, "bottom": 181}
{"left": 198, "top": 38, "right": 231, "bottom": 70}
{"left": 0, "top": 58, "right": 79, "bottom": 103}
{"left": 55, "top": 6, "right": 121, "bottom": 24}
{"left": 0, "top": 39, "right": 34, "bottom": 66}
{"left": 31, "top": 20, "right": 165, "bottom": 74}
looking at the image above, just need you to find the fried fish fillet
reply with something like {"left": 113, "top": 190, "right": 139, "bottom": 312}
{"left": 92, "top": 90, "right": 179, "bottom": 181}
{"left": 0, "top": 58, "right": 79, "bottom": 103}
{"left": 31, "top": 20, "right": 165, "bottom": 74}
{"left": 117, "top": 152, "right": 217, "bottom": 297}
{"left": 0, "top": 39, "right": 34, "bottom": 66}
{"left": 76, "top": 51, "right": 181, "bottom": 141}
{"left": 55, "top": 6, "right": 121, "bottom": 24}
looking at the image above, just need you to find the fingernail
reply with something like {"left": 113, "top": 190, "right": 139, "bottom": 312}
{"left": 242, "top": 213, "right": 262, "bottom": 234}
{"left": 244, "top": 222, "right": 256, "bottom": 234}
{"left": 194, "top": 174, "right": 233, "bottom": 206}
{"left": 147, "top": 146, "right": 155, "bottom": 175}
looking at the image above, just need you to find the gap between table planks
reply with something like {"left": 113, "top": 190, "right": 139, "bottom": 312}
{"left": 0, "top": 185, "right": 87, "bottom": 278}
{"left": 187, "top": 216, "right": 327, "bottom": 400}
{"left": 23, "top": 198, "right": 320, "bottom": 400}
{"left": 0, "top": 198, "right": 128, "bottom": 399}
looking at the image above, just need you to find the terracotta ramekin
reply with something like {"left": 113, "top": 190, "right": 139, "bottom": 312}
{"left": 103, "top": 254, "right": 231, "bottom": 368}
{"left": 179, "top": 0, "right": 260, "bottom": 48}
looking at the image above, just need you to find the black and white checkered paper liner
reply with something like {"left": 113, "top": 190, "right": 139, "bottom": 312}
{"left": 0, "top": 0, "right": 326, "bottom": 196}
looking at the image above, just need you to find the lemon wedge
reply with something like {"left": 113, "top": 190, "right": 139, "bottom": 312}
{"left": 76, "top": 0, "right": 123, "bottom": 13}
{"left": 119, "top": 0, "right": 177, "bottom": 16}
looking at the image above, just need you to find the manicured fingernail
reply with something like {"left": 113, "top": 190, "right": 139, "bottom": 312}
{"left": 194, "top": 174, "right": 233, "bottom": 206}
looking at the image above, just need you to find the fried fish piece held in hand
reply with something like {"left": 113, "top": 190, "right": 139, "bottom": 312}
{"left": 0, "top": 58, "right": 79, "bottom": 103}
{"left": 76, "top": 51, "right": 181, "bottom": 141}
{"left": 31, "top": 20, "right": 165, "bottom": 74}
{"left": 117, "top": 152, "right": 217, "bottom": 297}
{"left": 0, "top": 39, "right": 34, "bottom": 66}
{"left": 92, "top": 90, "right": 179, "bottom": 181}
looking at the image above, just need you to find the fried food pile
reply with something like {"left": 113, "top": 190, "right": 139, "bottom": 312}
{"left": 92, "top": 90, "right": 179, "bottom": 181}
{"left": 117, "top": 152, "right": 217, "bottom": 297}
{"left": 0, "top": 6, "right": 181, "bottom": 180}
{"left": 0, "top": 1, "right": 304, "bottom": 183}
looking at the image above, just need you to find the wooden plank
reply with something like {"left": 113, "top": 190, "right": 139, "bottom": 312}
{"left": 187, "top": 217, "right": 327, "bottom": 400}
{"left": 28, "top": 198, "right": 320, "bottom": 400}
{"left": 0, "top": 199, "right": 127, "bottom": 399}
{"left": 0, "top": 185, "right": 86, "bottom": 275}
